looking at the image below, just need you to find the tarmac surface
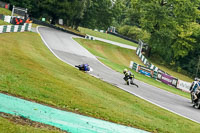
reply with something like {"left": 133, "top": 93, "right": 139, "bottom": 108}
{"left": 86, "top": 35, "right": 137, "bottom": 50}
{"left": 38, "top": 27, "right": 200, "bottom": 124}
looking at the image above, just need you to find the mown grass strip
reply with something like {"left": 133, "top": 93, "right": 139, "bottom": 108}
{"left": 0, "top": 32, "right": 200, "bottom": 133}
{"left": 74, "top": 38, "right": 191, "bottom": 99}
{"left": 78, "top": 27, "right": 138, "bottom": 47}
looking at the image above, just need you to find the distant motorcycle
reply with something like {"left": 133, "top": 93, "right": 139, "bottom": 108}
{"left": 123, "top": 76, "right": 138, "bottom": 87}
{"left": 190, "top": 79, "right": 200, "bottom": 109}
{"left": 191, "top": 90, "right": 200, "bottom": 109}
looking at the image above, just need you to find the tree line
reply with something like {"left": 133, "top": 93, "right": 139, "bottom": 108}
{"left": 2, "top": 0, "right": 200, "bottom": 78}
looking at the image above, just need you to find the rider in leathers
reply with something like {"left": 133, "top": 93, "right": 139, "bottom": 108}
{"left": 190, "top": 78, "right": 200, "bottom": 101}
{"left": 123, "top": 69, "right": 138, "bottom": 87}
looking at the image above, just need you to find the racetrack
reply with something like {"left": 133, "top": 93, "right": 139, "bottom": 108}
{"left": 38, "top": 27, "right": 200, "bottom": 124}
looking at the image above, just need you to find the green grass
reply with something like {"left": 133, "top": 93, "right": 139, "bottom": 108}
{"left": 0, "top": 117, "right": 63, "bottom": 133}
{"left": 1, "top": 32, "right": 200, "bottom": 133}
{"left": 0, "top": 19, "right": 10, "bottom": 25}
{"left": 78, "top": 27, "right": 138, "bottom": 47}
{"left": 74, "top": 38, "right": 191, "bottom": 99}
{"left": 0, "top": 7, "right": 12, "bottom": 15}
{"left": 32, "top": 23, "right": 40, "bottom": 28}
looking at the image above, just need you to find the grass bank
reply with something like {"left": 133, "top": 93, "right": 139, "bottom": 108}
{"left": 1, "top": 32, "right": 200, "bottom": 133}
{"left": 0, "top": 114, "right": 63, "bottom": 133}
{"left": 0, "top": 19, "right": 10, "bottom": 25}
{"left": 74, "top": 38, "right": 191, "bottom": 99}
{"left": 0, "top": 7, "right": 12, "bottom": 15}
{"left": 78, "top": 27, "right": 138, "bottom": 47}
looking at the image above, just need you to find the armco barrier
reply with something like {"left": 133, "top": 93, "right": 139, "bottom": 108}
{"left": 0, "top": 23, "right": 32, "bottom": 33}
{"left": 32, "top": 18, "right": 85, "bottom": 38}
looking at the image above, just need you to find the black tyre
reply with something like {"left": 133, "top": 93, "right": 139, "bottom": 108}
{"left": 193, "top": 99, "right": 200, "bottom": 109}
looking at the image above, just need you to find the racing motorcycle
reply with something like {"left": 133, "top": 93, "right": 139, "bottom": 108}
{"left": 123, "top": 76, "right": 139, "bottom": 87}
{"left": 191, "top": 90, "right": 200, "bottom": 109}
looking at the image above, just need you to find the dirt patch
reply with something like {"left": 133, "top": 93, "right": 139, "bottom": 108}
{"left": 0, "top": 112, "right": 68, "bottom": 133}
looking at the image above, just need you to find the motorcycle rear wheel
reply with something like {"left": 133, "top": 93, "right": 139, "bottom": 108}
{"left": 193, "top": 99, "right": 200, "bottom": 109}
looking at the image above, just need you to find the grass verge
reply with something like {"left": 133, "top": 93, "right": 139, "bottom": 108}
{"left": 0, "top": 19, "right": 10, "bottom": 25}
{"left": 0, "top": 32, "right": 200, "bottom": 133}
{"left": 74, "top": 38, "right": 191, "bottom": 99}
{"left": 78, "top": 27, "right": 138, "bottom": 47}
{"left": 0, "top": 7, "right": 12, "bottom": 15}
{"left": 0, "top": 113, "right": 64, "bottom": 133}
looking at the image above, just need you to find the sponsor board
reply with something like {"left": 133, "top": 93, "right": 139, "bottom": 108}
{"left": 158, "top": 73, "right": 178, "bottom": 87}
{"left": 138, "top": 66, "right": 153, "bottom": 77}
{"left": 177, "top": 80, "right": 192, "bottom": 92}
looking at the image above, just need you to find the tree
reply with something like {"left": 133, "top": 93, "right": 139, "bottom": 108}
{"left": 80, "top": 0, "right": 113, "bottom": 30}
{"left": 130, "top": 0, "right": 200, "bottom": 64}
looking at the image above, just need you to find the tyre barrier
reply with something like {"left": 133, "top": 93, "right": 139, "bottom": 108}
{"left": 85, "top": 34, "right": 96, "bottom": 40}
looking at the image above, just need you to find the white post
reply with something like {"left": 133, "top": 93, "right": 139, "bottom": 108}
{"left": 11, "top": 5, "right": 15, "bottom": 23}
{"left": 139, "top": 39, "right": 143, "bottom": 53}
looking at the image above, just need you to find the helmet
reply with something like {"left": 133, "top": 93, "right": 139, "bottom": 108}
{"left": 195, "top": 77, "right": 200, "bottom": 81}
{"left": 123, "top": 69, "right": 128, "bottom": 74}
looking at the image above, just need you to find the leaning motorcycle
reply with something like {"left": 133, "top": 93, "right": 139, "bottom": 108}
{"left": 191, "top": 90, "right": 200, "bottom": 109}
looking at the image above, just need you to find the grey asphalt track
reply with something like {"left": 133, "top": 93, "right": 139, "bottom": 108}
{"left": 38, "top": 27, "right": 200, "bottom": 124}
{"left": 86, "top": 35, "right": 137, "bottom": 50}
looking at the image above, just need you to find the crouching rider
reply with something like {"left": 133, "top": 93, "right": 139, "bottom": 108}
{"left": 123, "top": 69, "right": 138, "bottom": 87}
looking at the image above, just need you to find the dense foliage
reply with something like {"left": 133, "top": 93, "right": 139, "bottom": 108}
{"left": 116, "top": 0, "right": 200, "bottom": 78}
{"left": 2, "top": 0, "right": 200, "bottom": 77}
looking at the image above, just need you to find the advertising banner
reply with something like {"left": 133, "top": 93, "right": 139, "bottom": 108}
{"left": 138, "top": 66, "right": 153, "bottom": 77}
{"left": 158, "top": 73, "right": 178, "bottom": 87}
{"left": 177, "top": 80, "right": 192, "bottom": 93}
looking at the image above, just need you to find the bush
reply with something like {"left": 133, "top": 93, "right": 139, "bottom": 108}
{"left": 118, "top": 25, "right": 131, "bottom": 36}
{"left": 118, "top": 25, "right": 150, "bottom": 42}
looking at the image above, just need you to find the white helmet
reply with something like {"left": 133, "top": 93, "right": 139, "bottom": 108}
{"left": 195, "top": 77, "right": 200, "bottom": 81}
{"left": 123, "top": 69, "right": 128, "bottom": 74}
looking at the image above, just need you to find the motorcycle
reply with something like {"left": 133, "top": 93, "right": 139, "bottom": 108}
{"left": 191, "top": 90, "right": 200, "bottom": 109}
{"left": 123, "top": 76, "right": 139, "bottom": 87}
